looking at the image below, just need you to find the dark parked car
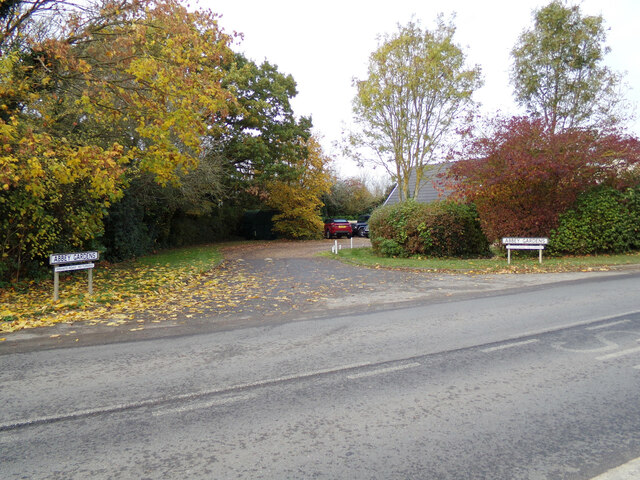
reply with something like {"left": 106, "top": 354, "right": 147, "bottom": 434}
{"left": 353, "top": 214, "right": 370, "bottom": 237}
{"left": 324, "top": 219, "right": 352, "bottom": 239}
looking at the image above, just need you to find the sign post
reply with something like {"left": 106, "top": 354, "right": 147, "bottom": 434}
{"left": 49, "top": 251, "right": 99, "bottom": 301}
{"left": 501, "top": 238, "right": 548, "bottom": 264}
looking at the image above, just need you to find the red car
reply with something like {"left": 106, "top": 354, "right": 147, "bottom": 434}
{"left": 324, "top": 219, "right": 352, "bottom": 239}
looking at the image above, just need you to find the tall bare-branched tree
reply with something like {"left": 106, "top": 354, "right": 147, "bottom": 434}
{"left": 511, "top": 1, "right": 627, "bottom": 133}
{"left": 349, "top": 17, "right": 482, "bottom": 202}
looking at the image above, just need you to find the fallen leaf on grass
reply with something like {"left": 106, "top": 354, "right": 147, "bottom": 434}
{"left": 1, "top": 253, "right": 320, "bottom": 334}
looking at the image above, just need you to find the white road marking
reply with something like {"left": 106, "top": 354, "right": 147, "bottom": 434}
{"left": 0, "top": 361, "right": 374, "bottom": 431}
{"left": 501, "top": 310, "right": 640, "bottom": 343}
{"left": 554, "top": 330, "right": 640, "bottom": 354}
{"left": 346, "top": 362, "right": 421, "bottom": 380}
{"left": 596, "top": 346, "right": 640, "bottom": 361}
{"left": 232, "top": 362, "right": 374, "bottom": 389}
{"left": 590, "top": 456, "right": 640, "bottom": 479}
{"left": 554, "top": 334, "right": 620, "bottom": 354}
{"left": 587, "top": 320, "right": 631, "bottom": 330}
{"left": 482, "top": 339, "right": 539, "bottom": 353}
{"left": 153, "top": 394, "right": 256, "bottom": 417}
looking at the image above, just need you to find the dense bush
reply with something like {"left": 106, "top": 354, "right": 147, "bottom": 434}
{"left": 549, "top": 186, "right": 640, "bottom": 255}
{"left": 369, "top": 200, "right": 490, "bottom": 258}
{"left": 447, "top": 117, "right": 640, "bottom": 242}
{"left": 102, "top": 181, "right": 242, "bottom": 262}
{"left": 101, "top": 189, "right": 156, "bottom": 262}
{"left": 168, "top": 208, "right": 242, "bottom": 247}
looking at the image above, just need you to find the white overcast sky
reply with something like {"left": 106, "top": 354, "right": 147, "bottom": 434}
{"left": 205, "top": 0, "right": 640, "bottom": 179}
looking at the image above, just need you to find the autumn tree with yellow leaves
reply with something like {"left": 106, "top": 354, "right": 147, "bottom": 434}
{"left": 265, "top": 136, "right": 331, "bottom": 239}
{"left": 1, "top": 0, "right": 332, "bottom": 281}
{"left": 0, "top": 0, "right": 237, "bottom": 280}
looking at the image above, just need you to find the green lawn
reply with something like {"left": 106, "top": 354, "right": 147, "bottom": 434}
{"left": 136, "top": 244, "right": 224, "bottom": 271}
{"left": 326, "top": 247, "right": 640, "bottom": 273}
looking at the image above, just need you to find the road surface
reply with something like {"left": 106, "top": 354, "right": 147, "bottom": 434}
{"left": 2, "top": 271, "right": 640, "bottom": 479}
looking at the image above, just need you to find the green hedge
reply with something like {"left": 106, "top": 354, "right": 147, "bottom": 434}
{"left": 102, "top": 185, "right": 242, "bottom": 262}
{"left": 369, "top": 200, "right": 490, "bottom": 258}
{"left": 549, "top": 186, "right": 640, "bottom": 255}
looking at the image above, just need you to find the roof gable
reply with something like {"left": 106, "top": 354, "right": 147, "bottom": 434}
{"left": 384, "top": 163, "right": 453, "bottom": 206}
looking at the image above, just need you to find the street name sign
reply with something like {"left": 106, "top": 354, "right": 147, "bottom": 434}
{"left": 501, "top": 237, "right": 549, "bottom": 264}
{"left": 501, "top": 238, "right": 549, "bottom": 245}
{"left": 49, "top": 251, "right": 99, "bottom": 300}
{"left": 50, "top": 251, "right": 99, "bottom": 265}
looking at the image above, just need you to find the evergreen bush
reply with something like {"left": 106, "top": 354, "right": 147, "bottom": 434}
{"left": 369, "top": 200, "right": 490, "bottom": 258}
{"left": 550, "top": 186, "right": 640, "bottom": 255}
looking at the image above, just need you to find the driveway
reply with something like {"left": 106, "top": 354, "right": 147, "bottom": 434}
{"left": 3, "top": 238, "right": 637, "bottom": 352}
{"left": 220, "top": 238, "right": 631, "bottom": 307}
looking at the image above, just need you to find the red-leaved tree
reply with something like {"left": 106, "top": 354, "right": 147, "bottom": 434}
{"left": 445, "top": 117, "right": 640, "bottom": 242}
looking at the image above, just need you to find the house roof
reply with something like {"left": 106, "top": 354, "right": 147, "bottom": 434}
{"left": 384, "top": 163, "right": 453, "bottom": 206}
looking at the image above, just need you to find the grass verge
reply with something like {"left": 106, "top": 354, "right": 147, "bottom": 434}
{"left": 0, "top": 244, "right": 223, "bottom": 335}
{"left": 325, "top": 247, "right": 640, "bottom": 273}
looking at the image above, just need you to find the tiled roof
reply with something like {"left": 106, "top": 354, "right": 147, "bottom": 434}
{"left": 384, "top": 163, "right": 453, "bottom": 206}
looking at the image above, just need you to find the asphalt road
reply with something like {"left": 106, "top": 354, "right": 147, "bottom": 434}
{"left": 2, "top": 270, "right": 640, "bottom": 479}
